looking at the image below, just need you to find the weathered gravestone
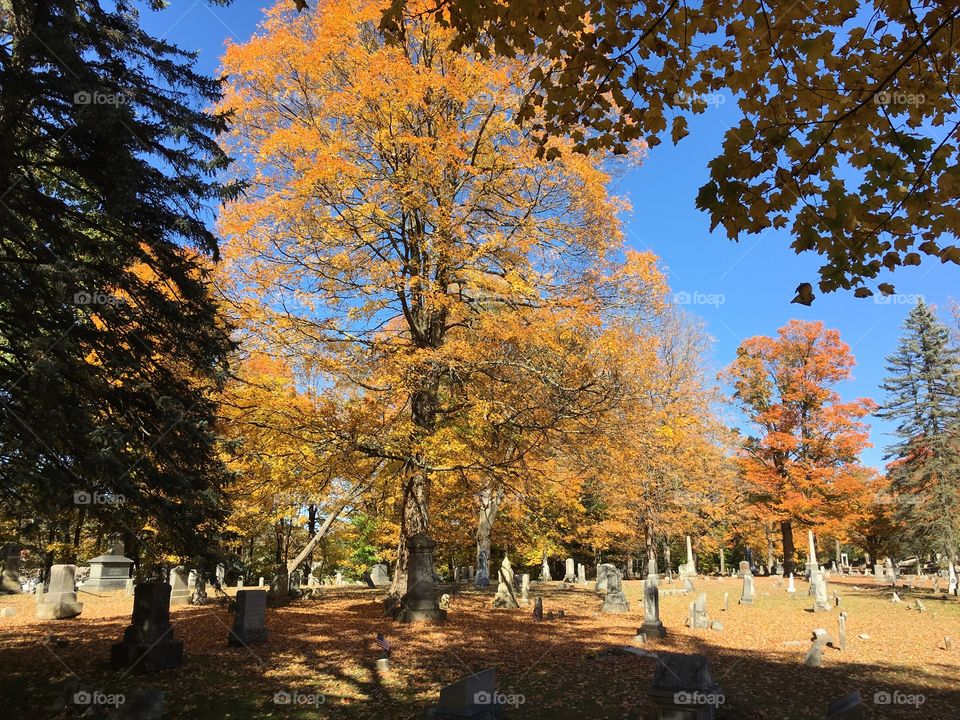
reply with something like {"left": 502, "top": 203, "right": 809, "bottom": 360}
{"left": 838, "top": 612, "right": 847, "bottom": 651}
{"left": 823, "top": 690, "right": 864, "bottom": 720}
{"left": 540, "top": 551, "right": 552, "bottom": 581}
{"left": 492, "top": 556, "right": 519, "bottom": 609}
{"left": 639, "top": 575, "right": 667, "bottom": 639}
{"left": 787, "top": 573, "right": 796, "bottom": 594}
{"left": 601, "top": 567, "right": 630, "bottom": 614}
{"left": 78, "top": 536, "right": 133, "bottom": 592}
{"left": 0, "top": 543, "right": 21, "bottom": 594}
{"left": 111, "top": 582, "right": 183, "bottom": 673}
{"left": 813, "top": 573, "right": 830, "bottom": 612}
{"left": 169, "top": 566, "right": 190, "bottom": 606}
{"left": 563, "top": 557, "right": 576, "bottom": 583}
{"left": 576, "top": 563, "right": 587, "bottom": 584}
{"left": 647, "top": 652, "right": 723, "bottom": 720}
{"left": 370, "top": 563, "right": 391, "bottom": 587}
{"left": 475, "top": 550, "right": 490, "bottom": 589}
{"left": 804, "top": 628, "right": 832, "bottom": 668}
{"left": 426, "top": 668, "right": 503, "bottom": 719}
{"left": 679, "top": 535, "right": 698, "bottom": 578}
{"left": 533, "top": 596, "right": 543, "bottom": 622}
{"left": 397, "top": 533, "right": 446, "bottom": 623}
{"left": 739, "top": 562, "right": 754, "bottom": 605}
{"left": 520, "top": 573, "right": 530, "bottom": 606}
{"left": 228, "top": 589, "right": 268, "bottom": 646}
{"left": 595, "top": 563, "right": 617, "bottom": 594}
{"left": 37, "top": 564, "right": 83, "bottom": 620}
{"left": 687, "top": 592, "right": 709, "bottom": 628}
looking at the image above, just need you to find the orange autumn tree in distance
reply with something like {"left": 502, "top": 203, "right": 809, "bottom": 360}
{"left": 724, "top": 320, "right": 878, "bottom": 576}
{"left": 217, "top": 0, "right": 665, "bottom": 610}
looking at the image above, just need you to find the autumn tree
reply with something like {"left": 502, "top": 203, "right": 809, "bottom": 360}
{"left": 217, "top": 0, "right": 664, "bottom": 611}
{"left": 724, "top": 320, "right": 877, "bottom": 576}
{"left": 0, "top": 0, "right": 235, "bottom": 572}
{"left": 371, "top": 0, "right": 960, "bottom": 300}
{"left": 879, "top": 302, "right": 960, "bottom": 567}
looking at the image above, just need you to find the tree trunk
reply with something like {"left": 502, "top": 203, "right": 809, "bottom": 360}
{"left": 475, "top": 486, "right": 503, "bottom": 586}
{"left": 781, "top": 519, "right": 796, "bottom": 577}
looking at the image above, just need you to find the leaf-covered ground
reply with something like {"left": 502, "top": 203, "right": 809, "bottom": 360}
{"left": 1, "top": 575, "right": 958, "bottom": 719}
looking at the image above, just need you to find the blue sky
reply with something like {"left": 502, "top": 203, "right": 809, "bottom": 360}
{"left": 139, "top": 1, "right": 958, "bottom": 471}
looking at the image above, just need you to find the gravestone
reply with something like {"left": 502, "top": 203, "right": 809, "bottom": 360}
{"left": 187, "top": 570, "right": 197, "bottom": 591}
{"left": 370, "top": 563, "right": 391, "bottom": 587}
{"left": 824, "top": 691, "right": 864, "bottom": 720}
{"left": 813, "top": 573, "right": 830, "bottom": 612}
{"left": 111, "top": 582, "right": 183, "bottom": 673}
{"left": 258, "top": 576, "right": 264, "bottom": 587}
{"left": 520, "top": 573, "right": 530, "bottom": 606}
{"left": 563, "top": 557, "right": 576, "bottom": 583}
{"left": 540, "top": 551, "right": 552, "bottom": 581}
{"left": 236, "top": 578, "right": 243, "bottom": 589}
{"left": 454, "top": 567, "right": 461, "bottom": 584}
{"left": 723, "top": 592, "right": 729, "bottom": 611}
{"left": 639, "top": 576, "right": 666, "bottom": 638}
{"left": 0, "top": 543, "right": 21, "bottom": 594}
{"left": 949, "top": 563, "right": 958, "bottom": 596}
{"left": 216, "top": 564, "right": 226, "bottom": 586}
{"left": 397, "top": 533, "right": 446, "bottom": 623}
{"left": 806, "top": 530, "right": 818, "bottom": 580}
{"left": 78, "top": 536, "right": 133, "bottom": 593}
{"left": 169, "top": 566, "right": 190, "bottom": 606}
{"left": 647, "top": 653, "right": 722, "bottom": 720}
{"left": 873, "top": 563, "right": 883, "bottom": 583}
{"left": 600, "top": 567, "right": 630, "bottom": 614}
{"left": 683, "top": 577, "right": 696, "bottom": 592}
{"left": 739, "top": 563, "right": 754, "bottom": 605}
{"left": 492, "top": 556, "right": 519, "bottom": 609}
{"left": 533, "top": 596, "right": 543, "bottom": 622}
{"left": 787, "top": 573, "right": 796, "bottom": 594}
{"left": 595, "top": 563, "right": 617, "bottom": 594}
{"left": 37, "top": 564, "right": 83, "bottom": 620}
{"left": 679, "top": 535, "right": 698, "bottom": 578}
{"left": 838, "top": 612, "right": 847, "bottom": 651}
{"left": 228, "top": 590, "right": 268, "bottom": 646}
{"left": 425, "top": 668, "right": 502, "bottom": 720}
{"left": 805, "top": 628, "right": 832, "bottom": 668}
{"left": 335, "top": 571, "right": 343, "bottom": 586}
{"left": 475, "top": 550, "right": 490, "bottom": 589}
{"left": 687, "top": 592, "right": 709, "bottom": 628}
{"left": 125, "top": 578, "right": 135, "bottom": 596}
{"left": 576, "top": 563, "right": 586, "bottom": 584}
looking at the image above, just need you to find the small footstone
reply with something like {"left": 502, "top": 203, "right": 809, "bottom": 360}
{"left": 0, "top": 607, "right": 15, "bottom": 617}
{"left": 376, "top": 658, "right": 390, "bottom": 673}
{"left": 944, "top": 637, "right": 953, "bottom": 651}
{"left": 783, "top": 640, "right": 804, "bottom": 647}
{"left": 710, "top": 620, "right": 723, "bottom": 631}
{"left": 804, "top": 642, "right": 823, "bottom": 667}
{"left": 857, "top": 633, "right": 870, "bottom": 640}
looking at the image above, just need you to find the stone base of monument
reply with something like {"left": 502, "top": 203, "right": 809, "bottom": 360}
{"left": 228, "top": 627, "right": 268, "bottom": 646}
{"left": 424, "top": 668, "right": 505, "bottom": 720}
{"left": 111, "top": 638, "right": 183, "bottom": 674}
{"left": 639, "top": 621, "right": 667, "bottom": 638}
{"left": 601, "top": 592, "right": 630, "bottom": 614}
{"left": 647, "top": 652, "right": 722, "bottom": 720}
{"left": 398, "top": 603, "right": 448, "bottom": 623}
{"left": 37, "top": 598, "right": 83, "bottom": 620}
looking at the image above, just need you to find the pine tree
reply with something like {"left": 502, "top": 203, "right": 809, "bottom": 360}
{"left": 0, "top": 1, "right": 236, "bottom": 567}
{"left": 879, "top": 302, "right": 960, "bottom": 564}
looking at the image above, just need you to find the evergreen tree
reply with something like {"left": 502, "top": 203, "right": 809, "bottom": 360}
{"left": 879, "top": 302, "right": 960, "bottom": 564}
{"left": 0, "top": 1, "right": 236, "bottom": 568}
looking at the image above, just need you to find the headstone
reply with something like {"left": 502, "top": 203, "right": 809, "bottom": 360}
{"left": 710, "top": 620, "right": 723, "bottom": 631}
{"left": 34, "top": 584, "right": 44, "bottom": 605}
{"left": 520, "top": 573, "right": 530, "bottom": 606}
{"left": 679, "top": 535, "right": 698, "bottom": 578}
{"left": 838, "top": 612, "right": 847, "bottom": 651}
{"left": 639, "top": 576, "right": 666, "bottom": 638}
{"left": 453, "top": 567, "right": 460, "bottom": 584}
{"left": 787, "top": 573, "right": 796, "bottom": 594}
{"left": 805, "top": 628, "right": 832, "bottom": 668}
{"left": 540, "top": 551, "right": 552, "bottom": 581}
{"left": 683, "top": 577, "right": 695, "bottom": 592}
{"left": 36, "top": 565, "right": 83, "bottom": 620}
{"left": 840, "top": 552, "right": 849, "bottom": 569}
{"left": 914, "top": 599, "right": 926, "bottom": 613}
{"left": 397, "top": 533, "right": 446, "bottom": 623}
{"left": 124, "top": 578, "right": 135, "bottom": 596}
{"left": 475, "top": 550, "right": 490, "bottom": 588}
{"left": 111, "top": 582, "right": 183, "bottom": 673}
{"left": 600, "top": 567, "right": 629, "bottom": 614}
{"left": 873, "top": 563, "right": 883, "bottom": 583}
{"left": 824, "top": 690, "right": 864, "bottom": 720}
{"left": 236, "top": 578, "right": 243, "bottom": 589}
{"left": 533, "top": 596, "right": 543, "bottom": 621}
{"left": 187, "top": 570, "right": 197, "bottom": 590}
{"left": 492, "top": 556, "right": 519, "bottom": 609}
{"left": 258, "top": 576, "right": 264, "bottom": 588}
{"left": 944, "top": 636, "right": 952, "bottom": 650}
{"left": 739, "top": 565, "right": 754, "bottom": 605}
{"left": 425, "top": 668, "right": 499, "bottom": 720}
{"left": 216, "top": 564, "right": 225, "bottom": 586}
{"left": 813, "top": 573, "right": 830, "bottom": 612}
{"left": 169, "top": 567, "right": 190, "bottom": 606}
{"left": 577, "top": 563, "right": 586, "bottom": 584}
{"left": 228, "top": 590, "right": 268, "bottom": 646}
{"left": 335, "top": 571, "right": 343, "bottom": 586}
{"left": 687, "top": 592, "right": 709, "bottom": 628}
{"left": 0, "top": 607, "right": 14, "bottom": 617}
{"left": 646, "top": 653, "right": 722, "bottom": 720}
{"left": 595, "top": 563, "right": 617, "bottom": 594}
{"left": 77, "top": 539, "right": 134, "bottom": 593}
{"left": 563, "top": 557, "right": 575, "bottom": 583}
{"left": 370, "top": 563, "right": 390, "bottom": 586}
{"left": 0, "top": 543, "right": 21, "bottom": 594}
{"left": 949, "top": 563, "right": 958, "bottom": 596}
{"left": 722, "top": 592, "right": 729, "bottom": 611}
{"left": 890, "top": 591, "right": 901, "bottom": 603}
